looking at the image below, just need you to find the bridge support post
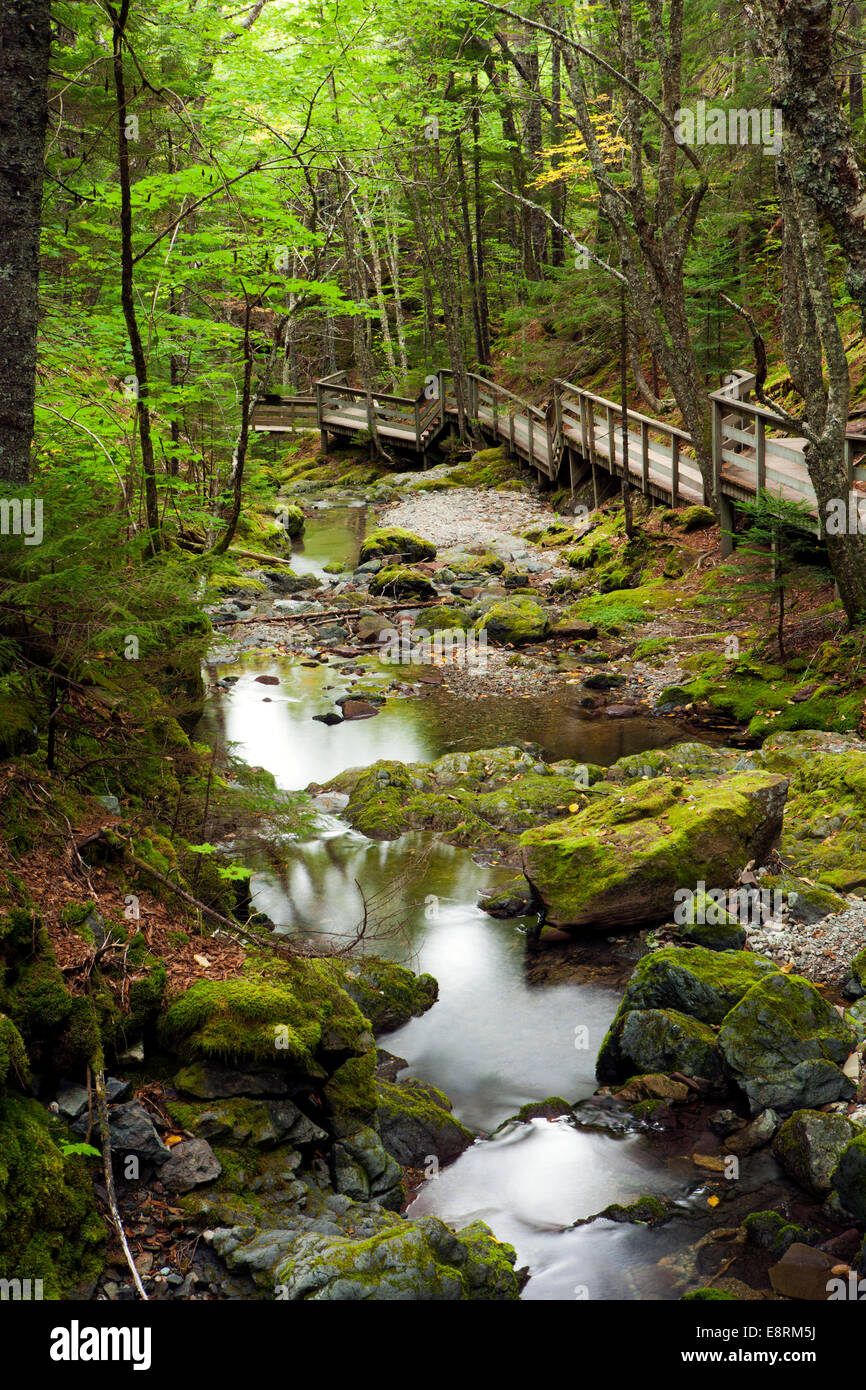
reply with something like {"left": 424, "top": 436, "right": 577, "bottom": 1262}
{"left": 320, "top": 428, "right": 329, "bottom": 455}
{"left": 591, "top": 461, "right": 600, "bottom": 510}
{"left": 719, "top": 495, "right": 735, "bottom": 557}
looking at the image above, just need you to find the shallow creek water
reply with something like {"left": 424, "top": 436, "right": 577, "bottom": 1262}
{"left": 199, "top": 503, "right": 796, "bottom": 1300}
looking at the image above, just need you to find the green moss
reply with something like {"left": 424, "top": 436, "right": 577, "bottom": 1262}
{"left": 682, "top": 1288, "right": 738, "bottom": 1301}
{"left": 359, "top": 528, "right": 436, "bottom": 564}
{"left": 0, "top": 1015, "right": 29, "bottom": 1089}
{"left": 0, "top": 1094, "right": 105, "bottom": 1297}
{"left": 368, "top": 565, "right": 437, "bottom": 600}
{"left": 273, "top": 1215, "right": 521, "bottom": 1300}
{"left": 743, "top": 1210, "right": 819, "bottom": 1256}
{"left": 159, "top": 957, "right": 372, "bottom": 1084}
{"left": 473, "top": 596, "right": 549, "bottom": 646}
{"left": 521, "top": 771, "right": 788, "bottom": 929}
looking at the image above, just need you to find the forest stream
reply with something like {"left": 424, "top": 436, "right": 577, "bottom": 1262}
{"left": 197, "top": 500, "right": 809, "bottom": 1301}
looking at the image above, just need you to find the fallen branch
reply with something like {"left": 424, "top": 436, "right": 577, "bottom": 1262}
{"left": 223, "top": 597, "right": 451, "bottom": 625}
{"left": 93, "top": 1066, "right": 149, "bottom": 1301}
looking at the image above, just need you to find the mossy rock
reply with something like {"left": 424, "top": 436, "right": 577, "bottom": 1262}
{"left": 359, "top": 528, "right": 436, "bottom": 564}
{"left": 831, "top": 1132, "right": 866, "bottom": 1222}
{"left": 0, "top": 1094, "right": 105, "bottom": 1297}
{"left": 676, "top": 505, "right": 716, "bottom": 532}
{"left": 276, "top": 503, "right": 305, "bottom": 538}
{"left": 597, "top": 945, "right": 777, "bottom": 1083}
{"left": 376, "top": 1078, "right": 474, "bottom": 1167}
{"left": 719, "top": 973, "right": 857, "bottom": 1114}
{"left": 601, "top": 1007, "right": 725, "bottom": 1087}
{"left": 417, "top": 605, "right": 471, "bottom": 633}
{"left": 330, "top": 956, "right": 438, "bottom": 1033}
{"left": 475, "top": 597, "right": 549, "bottom": 646}
{"left": 158, "top": 958, "right": 373, "bottom": 1086}
{"left": 273, "top": 1214, "right": 521, "bottom": 1300}
{"left": 772, "top": 1109, "right": 860, "bottom": 1195}
{"left": 449, "top": 551, "right": 505, "bottom": 576}
{"left": 520, "top": 772, "right": 789, "bottom": 930}
{"left": 743, "top": 1209, "right": 820, "bottom": 1256}
{"left": 369, "top": 565, "right": 437, "bottom": 600}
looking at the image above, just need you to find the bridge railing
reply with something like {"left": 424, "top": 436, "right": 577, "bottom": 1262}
{"left": 552, "top": 378, "right": 700, "bottom": 503}
{"left": 315, "top": 371, "right": 443, "bottom": 449}
{"left": 710, "top": 373, "right": 866, "bottom": 522}
{"left": 250, "top": 394, "right": 317, "bottom": 432}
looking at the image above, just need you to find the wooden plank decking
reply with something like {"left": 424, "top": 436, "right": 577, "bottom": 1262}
{"left": 250, "top": 364, "right": 866, "bottom": 536}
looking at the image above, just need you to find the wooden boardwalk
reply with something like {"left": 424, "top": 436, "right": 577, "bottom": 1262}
{"left": 251, "top": 364, "right": 866, "bottom": 536}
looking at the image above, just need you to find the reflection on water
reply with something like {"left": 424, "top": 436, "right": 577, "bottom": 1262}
{"left": 288, "top": 502, "right": 368, "bottom": 578}
{"left": 250, "top": 828, "right": 619, "bottom": 1132}
{"left": 199, "top": 659, "right": 698, "bottom": 792}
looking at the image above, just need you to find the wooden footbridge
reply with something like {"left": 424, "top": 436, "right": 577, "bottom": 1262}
{"left": 251, "top": 366, "right": 866, "bottom": 544}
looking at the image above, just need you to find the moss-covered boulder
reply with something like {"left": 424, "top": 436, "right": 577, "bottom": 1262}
{"left": 521, "top": 772, "right": 789, "bottom": 930}
{"left": 159, "top": 958, "right": 373, "bottom": 1089}
{"left": 0, "top": 1094, "right": 105, "bottom": 1297}
{"left": 603, "top": 946, "right": 776, "bottom": 1031}
{"left": 276, "top": 503, "right": 305, "bottom": 538}
{"left": 743, "top": 1211, "right": 820, "bottom": 1256}
{"left": 476, "top": 597, "right": 549, "bottom": 646}
{"left": 359, "top": 528, "right": 436, "bottom": 564}
{"left": 327, "top": 748, "right": 580, "bottom": 850}
{"left": 772, "top": 1109, "right": 861, "bottom": 1196}
{"left": 368, "top": 565, "right": 437, "bottom": 600}
{"left": 376, "top": 1078, "right": 474, "bottom": 1167}
{"left": 273, "top": 1215, "right": 521, "bottom": 1300}
{"left": 718, "top": 973, "right": 857, "bottom": 1114}
{"left": 330, "top": 956, "right": 438, "bottom": 1033}
{"left": 417, "top": 605, "right": 471, "bottom": 633}
{"left": 831, "top": 1133, "right": 866, "bottom": 1222}
{"left": 598, "top": 1007, "right": 725, "bottom": 1087}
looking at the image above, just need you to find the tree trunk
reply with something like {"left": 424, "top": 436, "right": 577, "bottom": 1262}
{"left": 0, "top": 0, "right": 51, "bottom": 483}
{"left": 108, "top": 0, "right": 162, "bottom": 550}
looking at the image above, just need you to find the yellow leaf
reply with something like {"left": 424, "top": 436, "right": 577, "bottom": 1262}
{"left": 707, "top": 1195, "right": 720, "bottom": 1207}
{"left": 568, "top": 803, "right": 580, "bottom": 813}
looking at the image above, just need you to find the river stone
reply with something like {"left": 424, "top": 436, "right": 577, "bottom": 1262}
{"left": 158, "top": 1138, "right": 222, "bottom": 1192}
{"left": 772, "top": 1109, "right": 861, "bottom": 1195}
{"left": 603, "top": 946, "right": 778, "bottom": 1029}
{"left": 330, "top": 956, "right": 438, "bottom": 1033}
{"left": 599, "top": 1008, "right": 725, "bottom": 1087}
{"left": 172, "top": 1062, "right": 293, "bottom": 1099}
{"left": 718, "top": 973, "right": 858, "bottom": 1114}
{"left": 830, "top": 1133, "right": 866, "bottom": 1221}
{"left": 477, "top": 597, "right": 549, "bottom": 646}
{"left": 359, "top": 528, "right": 436, "bottom": 564}
{"left": 768, "top": 1243, "right": 839, "bottom": 1301}
{"left": 98, "top": 1101, "right": 169, "bottom": 1164}
{"left": 725, "top": 1108, "right": 780, "bottom": 1156}
{"left": 340, "top": 699, "right": 379, "bottom": 721}
{"left": 329, "top": 1126, "right": 405, "bottom": 1209}
{"left": 520, "top": 772, "right": 789, "bottom": 930}
{"left": 376, "top": 1079, "right": 475, "bottom": 1167}
{"left": 273, "top": 1215, "right": 520, "bottom": 1300}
